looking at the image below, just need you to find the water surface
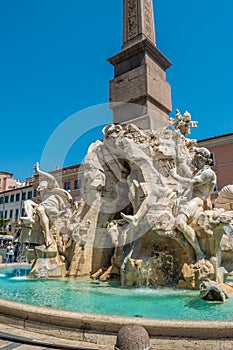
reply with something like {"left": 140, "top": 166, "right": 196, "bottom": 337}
{"left": 0, "top": 265, "right": 232, "bottom": 320}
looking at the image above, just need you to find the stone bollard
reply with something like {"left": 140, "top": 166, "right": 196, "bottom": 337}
{"left": 115, "top": 324, "right": 151, "bottom": 350}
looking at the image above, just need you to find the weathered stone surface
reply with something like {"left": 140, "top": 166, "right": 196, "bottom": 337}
{"left": 215, "top": 185, "right": 233, "bottom": 211}
{"left": 123, "top": 0, "right": 156, "bottom": 48}
{"left": 109, "top": 1, "right": 172, "bottom": 130}
{"left": 200, "top": 280, "right": 229, "bottom": 302}
{"left": 79, "top": 120, "right": 233, "bottom": 290}
{"left": 19, "top": 163, "right": 93, "bottom": 278}
{"left": 19, "top": 119, "right": 233, "bottom": 293}
{"left": 115, "top": 324, "right": 151, "bottom": 350}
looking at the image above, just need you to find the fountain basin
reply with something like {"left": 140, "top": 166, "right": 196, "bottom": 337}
{"left": 1, "top": 265, "right": 233, "bottom": 347}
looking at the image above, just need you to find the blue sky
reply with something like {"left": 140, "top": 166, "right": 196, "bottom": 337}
{"left": 0, "top": 0, "right": 233, "bottom": 180}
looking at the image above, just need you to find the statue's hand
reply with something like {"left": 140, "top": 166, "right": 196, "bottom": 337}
{"left": 169, "top": 168, "right": 177, "bottom": 178}
{"left": 166, "top": 161, "right": 177, "bottom": 178}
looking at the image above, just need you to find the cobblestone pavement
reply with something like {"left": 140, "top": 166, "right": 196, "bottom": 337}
{"left": 0, "top": 339, "right": 51, "bottom": 349}
{"left": 0, "top": 336, "right": 105, "bottom": 350}
{"left": 0, "top": 337, "right": 101, "bottom": 350}
{"left": 3, "top": 336, "right": 233, "bottom": 350}
{"left": 0, "top": 324, "right": 109, "bottom": 350}
{"left": 3, "top": 319, "right": 233, "bottom": 350}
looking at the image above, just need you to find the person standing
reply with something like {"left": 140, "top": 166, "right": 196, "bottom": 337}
{"left": 6, "top": 243, "right": 15, "bottom": 263}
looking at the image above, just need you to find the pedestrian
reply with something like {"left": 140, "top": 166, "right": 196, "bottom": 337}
{"left": 6, "top": 243, "right": 15, "bottom": 263}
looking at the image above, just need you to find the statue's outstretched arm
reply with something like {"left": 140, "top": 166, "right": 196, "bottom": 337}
{"left": 170, "top": 170, "right": 195, "bottom": 187}
{"left": 35, "top": 162, "right": 59, "bottom": 189}
{"left": 167, "top": 162, "right": 194, "bottom": 187}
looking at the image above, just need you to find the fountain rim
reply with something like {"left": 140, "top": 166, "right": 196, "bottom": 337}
{"left": 1, "top": 264, "right": 233, "bottom": 339}
{"left": 1, "top": 296, "right": 233, "bottom": 339}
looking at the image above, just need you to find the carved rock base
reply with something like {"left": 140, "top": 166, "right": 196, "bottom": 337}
{"left": 28, "top": 245, "right": 66, "bottom": 278}
{"left": 121, "top": 259, "right": 142, "bottom": 287}
{"left": 178, "top": 261, "right": 226, "bottom": 290}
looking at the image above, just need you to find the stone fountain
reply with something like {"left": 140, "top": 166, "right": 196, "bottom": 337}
{"left": 13, "top": 0, "right": 233, "bottom": 300}
{"left": 18, "top": 110, "right": 233, "bottom": 300}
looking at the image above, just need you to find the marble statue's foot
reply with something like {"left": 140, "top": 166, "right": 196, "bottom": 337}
{"left": 100, "top": 266, "right": 113, "bottom": 281}
{"left": 121, "top": 213, "right": 138, "bottom": 227}
{"left": 36, "top": 244, "right": 57, "bottom": 258}
{"left": 37, "top": 244, "right": 48, "bottom": 251}
{"left": 91, "top": 268, "right": 103, "bottom": 279}
{"left": 46, "top": 239, "right": 54, "bottom": 248}
{"left": 20, "top": 216, "right": 35, "bottom": 225}
{"left": 38, "top": 243, "right": 57, "bottom": 253}
{"left": 42, "top": 231, "right": 55, "bottom": 248}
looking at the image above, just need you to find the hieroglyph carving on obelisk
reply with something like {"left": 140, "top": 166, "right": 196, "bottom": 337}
{"left": 123, "top": 0, "right": 156, "bottom": 46}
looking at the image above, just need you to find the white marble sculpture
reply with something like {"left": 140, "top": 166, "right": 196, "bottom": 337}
{"left": 19, "top": 163, "right": 87, "bottom": 278}
{"left": 80, "top": 116, "right": 233, "bottom": 289}
{"left": 19, "top": 114, "right": 233, "bottom": 291}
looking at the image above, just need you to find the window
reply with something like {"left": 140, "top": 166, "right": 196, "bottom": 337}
{"left": 0, "top": 197, "right": 3, "bottom": 204}
{"left": 210, "top": 152, "right": 216, "bottom": 166}
{"left": 15, "top": 209, "right": 19, "bottom": 221}
{"left": 33, "top": 189, "right": 37, "bottom": 197}
{"left": 0, "top": 211, "right": 3, "bottom": 219}
{"left": 21, "top": 208, "right": 25, "bottom": 216}
{"left": 4, "top": 210, "right": 7, "bottom": 219}
{"left": 213, "top": 181, "right": 218, "bottom": 193}
{"left": 27, "top": 191, "right": 32, "bottom": 199}
{"left": 15, "top": 193, "right": 20, "bottom": 201}
{"left": 74, "top": 179, "right": 80, "bottom": 190}
{"left": 5, "top": 196, "right": 9, "bottom": 204}
{"left": 22, "top": 192, "right": 26, "bottom": 200}
{"left": 10, "top": 209, "right": 13, "bottom": 219}
{"left": 64, "top": 181, "right": 70, "bottom": 191}
{"left": 10, "top": 194, "right": 14, "bottom": 202}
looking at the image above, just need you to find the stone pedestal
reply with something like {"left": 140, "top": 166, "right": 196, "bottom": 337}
{"left": 28, "top": 245, "right": 66, "bottom": 278}
{"left": 109, "top": 40, "right": 172, "bottom": 130}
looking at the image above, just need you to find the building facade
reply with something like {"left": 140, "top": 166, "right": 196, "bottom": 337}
{"left": 0, "top": 172, "right": 24, "bottom": 193}
{"left": 198, "top": 133, "right": 233, "bottom": 201}
{"left": 0, "top": 185, "right": 35, "bottom": 233}
{"left": 28, "top": 163, "right": 81, "bottom": 202}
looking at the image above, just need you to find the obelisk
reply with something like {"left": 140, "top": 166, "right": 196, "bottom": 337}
{"left": 108, "top": 0, "right": 172, "bottom": 130}
{"left": 123, "top": 0, "right": 156, "bottom": 48}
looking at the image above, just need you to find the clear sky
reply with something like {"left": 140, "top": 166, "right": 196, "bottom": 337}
{"left": 0, "top": 0, "right": 233, "bottom": 180}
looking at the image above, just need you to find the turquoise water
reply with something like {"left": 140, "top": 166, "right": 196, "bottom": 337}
{"left": 0, "top": 266, "right": 233, "bottom": 320}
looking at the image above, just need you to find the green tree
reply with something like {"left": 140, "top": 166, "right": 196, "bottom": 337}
{"left": 0, "top": 218, "right": 10, "bottom": 232}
